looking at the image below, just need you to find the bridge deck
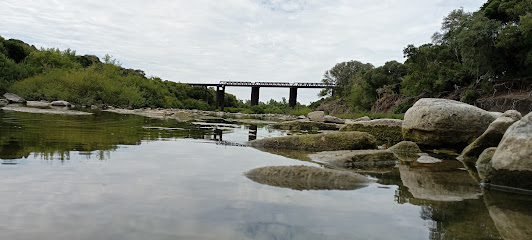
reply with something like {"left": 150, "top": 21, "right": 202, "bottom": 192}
{"left": 188, "top": 81, "right": 334, "bottom": 88}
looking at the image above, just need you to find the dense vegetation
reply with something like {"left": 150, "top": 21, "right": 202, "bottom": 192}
{"left": 320, "top": 0, "right": 532, "bottom": 113}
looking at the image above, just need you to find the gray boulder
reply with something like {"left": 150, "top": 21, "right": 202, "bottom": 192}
{"left": 402, "top": 98, "right": 499, "bottom": 147}
{"left": 3, "top": 93, "right": 26, "bottom": 104}
{"left": 50, "top": 100, "right": 71, "bottom": 107}
{"left": 245, "top": 165, "right": 371, "bottom": 190}
{"left": 0, "top": 99, "right": 7, "bottom": 106}
{"left": 488, "top": 112, "right": 532, "bottom": 190}
{"left": 323, "top": 115, "right": 345, "bottom": 124}
{"left": 460, "top": 110, "right": 522, "bottom": 166}
{"left": 307, "top": 111, "right": 325, "bottom": 122}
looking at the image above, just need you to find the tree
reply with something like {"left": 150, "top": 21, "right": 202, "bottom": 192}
{"left": 321, "top": 60, "right": 374, "bottom": 98}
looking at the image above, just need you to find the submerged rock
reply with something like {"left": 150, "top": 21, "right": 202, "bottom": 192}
{"left": 50, "top": 100, "right": 72, "bottom": 107}
{"left": 487, "top": 112, "right": 532, "bottom": 191}
{"left": 3, "top": 93, "right": 26, "bottom": 104}
{"left": 460, "top": 110, "right": 522, "bottom": 166}
{"left": 340, "top": 119, "right": 403, "bottom": 145}
{"left": 307, "top": 111, "right": 325, "bottom": 122}
{"left": 248, "top": 131, "right": 377, "bottom": 151}
{"left": 402, "top": 98, "right": 499, "bottom": 147}
{"left": 273, "top": 120, "right": 338, "bottom": 131}
{"left": 245, "top": 165, "right": 371, "bottom": 190}
{"left": 399, "top": 160, "right": 483, "bottom": 201}
{"left": 309, "top": 150, "right": 397, "bottom": 169}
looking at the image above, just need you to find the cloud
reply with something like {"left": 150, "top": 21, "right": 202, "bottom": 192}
{"left": 0, "top": 0, "right": 486, "bottom": 103}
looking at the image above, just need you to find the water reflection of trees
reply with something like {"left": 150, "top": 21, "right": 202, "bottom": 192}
{"left": 0, "top": 111, "right": 211, "bottom": 161}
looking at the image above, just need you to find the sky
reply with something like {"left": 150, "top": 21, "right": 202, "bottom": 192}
{"left": 1, "top": 0, "right": 486, "bottom": 104}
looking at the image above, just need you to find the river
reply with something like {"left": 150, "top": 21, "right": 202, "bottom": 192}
{"left": 0, "top": 110, "right": 530, "bottom": 240}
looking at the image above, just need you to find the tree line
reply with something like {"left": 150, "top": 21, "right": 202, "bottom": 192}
{"left": 321, "top": 0, "right": 531, "bottom": 113}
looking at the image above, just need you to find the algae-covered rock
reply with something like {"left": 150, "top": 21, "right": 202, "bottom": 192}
{"left": 402, "top": 98, "right": 499, "bottom": 147}
{"left": 340, "top": 118, "right": 403, "bottom": 145}
{"left": 245, "top": 165, "right": 371, "bottom": 190}
{"left": 307, "top": 111, "right": 325, "bottom": 122}
{"left": 460, "top": 110, "right": 522, "bottom": 166}
{"left": 488, "top": 112, "right": 532, "bottom": 190}
{"left": 476, "top": 147, "right": 497, "bottom": 181}
{"left": 248, "top": 131, "right": 377, "bottom": 151}
{"left": 309, "top": 150, "right": 397, "bottom": 169}
{"left": 273, "top": 120, "right": 338, "bottom": 131}
{"left": 388, "top": 141, "right": 421, "bottom": 153}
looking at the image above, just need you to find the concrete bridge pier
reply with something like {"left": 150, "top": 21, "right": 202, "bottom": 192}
{"left": 216, "top": 85, "right": 225, "bottom": 110}
{"left": 289, "top": 87, "right": 298, "bottom": 108}
{"left": 251, "top": 87, "right": 260, "bottom": 106}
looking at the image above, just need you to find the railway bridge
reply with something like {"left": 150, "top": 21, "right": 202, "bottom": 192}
{"left": 188, "top": 81, "right": 334, "bottom": 110}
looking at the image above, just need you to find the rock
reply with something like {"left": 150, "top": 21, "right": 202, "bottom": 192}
{"left": 460, "top": 110, "right": 522, "bottom": 166}
{"left": 0, "top": 99, "right": 7, "bottom": 106}
{"left": 309, "top": 149, "right": 397, "bottom": 169}
{"left": 249, "top": 131, "right": 377, "bottom": 151}
{"left": 307, "top": 111, "right": 325, "bottom": 122}
{"left": 273, "top": 120, "right": 338, "bottom": 131}
{"left": 402, "top": 98, "right": 499, "bottom": 147}
{"left": 388, "top": 141, "right": 421, "bottom": 153}
{"left": 26, "top": 101, "right": 51, "bottom": 108}
{"left": 50, "top": 100, "right": 71, "bottom": 107}
{"left": 323, "top": 115, "right": 345, "bottom": 124}
{"left": 476, "top": 147, "right": 497, "bottom": 181}
{"left": 354, "top": 116, "right": 371, "bottom": 122}
{"left": 3, "top": 93, "right": 26, "bottom": 104}
{"left": 340, "top": 119, "right": 403, "bottom": 145}
{"left": 297, "top": 115, "right": 307, "bottom": 120}
{"left": 399, "top": 160, "right": 482, "bottom": 201}
{"left": 244, "top": 165, "right": 371, "bottom": 190}
{"left": 487, "top": 112, "right": 532, "bottom": 190}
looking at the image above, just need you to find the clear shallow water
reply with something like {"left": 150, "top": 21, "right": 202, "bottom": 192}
{"left": 0, "top": 110, "right": 530, "bottom": 240}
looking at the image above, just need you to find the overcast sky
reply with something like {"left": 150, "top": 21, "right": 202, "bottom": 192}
{"left": 1, "top": 0, "right": 486, "bottom": 104}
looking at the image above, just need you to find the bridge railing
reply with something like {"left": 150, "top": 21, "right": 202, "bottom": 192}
{"left": 216, "top": 81, "right": 335, "bottom": 88}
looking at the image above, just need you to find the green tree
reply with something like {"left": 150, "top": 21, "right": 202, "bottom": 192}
{"left": 321, "top": 60, "right": 374, "bottom": 98}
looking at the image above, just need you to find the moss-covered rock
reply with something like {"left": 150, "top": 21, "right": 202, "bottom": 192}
{"left": 309, "top": 149, "right": 397, "bottom": 169}
{"left": 248, "top": 131, "right": 377, "bottom": 151}
{"left": 460, "top": 110, "right": 522, "bottom": 167}
{"left": 272, "top": 120, "right": 338, "bottom": 131}
{"left": 340, "top": 119, "right": 403, "bottom": 145}
{"left": 476, "top": 147, "right": 497, "bottom": 181}
{"left": 245, "top": 165, "right": 371, "bottom": 190}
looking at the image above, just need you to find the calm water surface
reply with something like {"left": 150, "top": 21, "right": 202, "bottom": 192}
{"left": 0, "top": 110, "right": 530, "bottom": 240}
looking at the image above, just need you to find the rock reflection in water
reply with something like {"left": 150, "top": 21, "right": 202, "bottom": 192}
{"left": 398, "top": 160, "right": 482, "bottom": 201}
{"left": 240, "top": 222, "right": 325, "bottom": 240}
{"left": 484, "top": 191, "right": 532, "bottom": 240}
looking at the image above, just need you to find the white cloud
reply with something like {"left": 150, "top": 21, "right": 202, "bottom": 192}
{"left": 0, "top": 0, "right": 486, "bottom": 103}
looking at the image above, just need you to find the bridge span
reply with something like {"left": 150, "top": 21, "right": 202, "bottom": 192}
{"left": 187, "top": 81, "right": 334, "bottom": 110}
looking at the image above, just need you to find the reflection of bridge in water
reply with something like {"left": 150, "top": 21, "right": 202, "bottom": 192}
{"left": 211, "top": 124, "right": 257, "bottom": 146}
{"left": 188, "top": 81, "right": 335, "bottom": 110}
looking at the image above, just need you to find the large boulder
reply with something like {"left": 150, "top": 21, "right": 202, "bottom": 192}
{"left": 459, "top": 110, "right": 522, "bottom": 166}
{"left": 248, "top": 131, "right": 377, "bottom": 151}
{"left": 402, "top": 98, "right": 499, "bottom": 147}
{"left": 340, "top": 118, "right": 403, "bottom": 145}
{"left": 244, "top": 165, "right": 371, "bottom": 190}
{"left": 3, "top": 93, "right": 26, "bottom": 104}
{"left": 487, "top": 112, "right": 532, "bottom": 190}
{"left": 307, "top": 111, "right": 325, "bottom": 122}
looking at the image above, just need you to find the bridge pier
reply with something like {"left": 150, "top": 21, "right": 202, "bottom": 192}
{"left": 289, "top": 87, "right": 298, "bottom": 108}
{"left": 216, "top": 85, "right": 225, "bottom": 110}
{"left": 251, "top": 87, "right": 260, "bottom": 106}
